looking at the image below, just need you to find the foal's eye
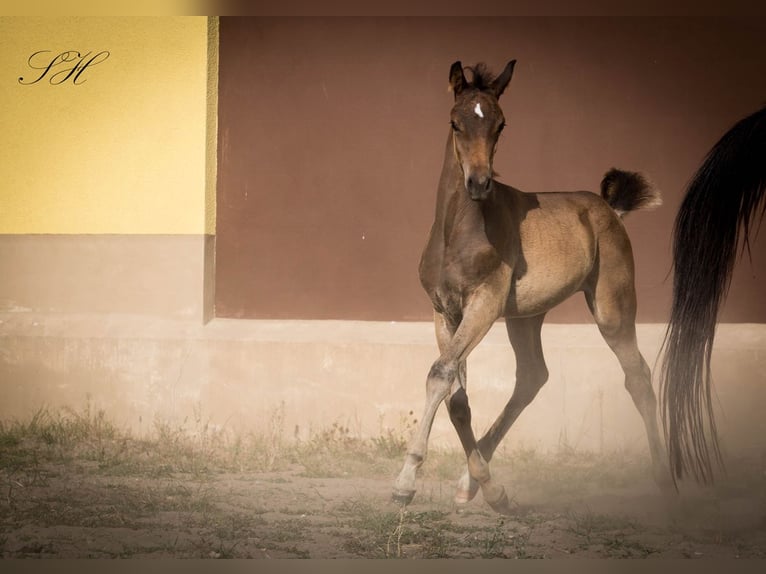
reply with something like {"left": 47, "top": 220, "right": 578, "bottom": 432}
{"left": 498, "top": 122, "right": 506, "bottom": 134}
{"left": 450, "top": 120, "right": 461, "bottom": 133}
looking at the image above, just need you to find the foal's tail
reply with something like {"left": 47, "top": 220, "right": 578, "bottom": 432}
{"left": 600, "top": 168, "right": 662, "bottom": 217}
{"left": 660, "top": 106, "right": 766, "bottom": 485}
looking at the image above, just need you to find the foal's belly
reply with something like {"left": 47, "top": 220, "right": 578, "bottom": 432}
{"left": 504, "top": 270, "right": 588, "bottom": 317}
{"left": 503, "top": 230, "right": 595, "bottom": 318}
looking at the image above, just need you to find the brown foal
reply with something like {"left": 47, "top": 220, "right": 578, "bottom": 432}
{"left": 393, "top": 60, "right": 668, "bottom": 513}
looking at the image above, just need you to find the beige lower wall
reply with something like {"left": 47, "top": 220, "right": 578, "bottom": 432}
{"left": 2, "top": 314, "right": 764, "bottom": 463}
{"left": 1, "top": 234, "right": 764, "bottom": 462}
{"left": 0, "top": 235, "right": 214, "bottom": 321}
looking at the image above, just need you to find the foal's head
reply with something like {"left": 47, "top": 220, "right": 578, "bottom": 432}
{"left": 448, "top": 60, "right": 516, "bottom": 201}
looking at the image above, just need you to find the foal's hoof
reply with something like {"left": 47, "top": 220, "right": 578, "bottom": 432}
{"left": 454, "top": 484, "right": 480, "bottom": 505}
{"left": 485, "top": 486, "right": 513, "bottom": 515}
{"left": 391, "top": 489, "right": 416, "bottom": 507}
{"left": 454, "top": 489, "right": 473, "bottom": 505}
{"left": 454, "top": 474, "right": 480, "bottom": 505}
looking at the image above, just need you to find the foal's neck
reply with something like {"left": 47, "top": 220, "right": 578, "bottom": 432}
{"left": 433, "top": 132, "right": 483, "bottom": 227}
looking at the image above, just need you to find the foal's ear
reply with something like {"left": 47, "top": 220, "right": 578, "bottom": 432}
{"left": 449, "top": 61, "right": 467, "bottom": 96}
{"left": 491, "top": 59, "right": 516, "bottom": 98}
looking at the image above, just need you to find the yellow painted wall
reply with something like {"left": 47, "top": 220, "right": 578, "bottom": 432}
{"left": 0, "top": 16, "right": 214, "bottom": 234}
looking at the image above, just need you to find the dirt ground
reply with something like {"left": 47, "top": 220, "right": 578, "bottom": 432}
{"left": 2, "top": 442, "right": 765, "bottom": 559}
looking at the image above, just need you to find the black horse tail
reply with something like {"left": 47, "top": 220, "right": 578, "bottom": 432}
{"left": 600, "top": 168, "right": 662, "bottom": 217}
{"left": 660, "top": 106, "right": 766, "bottom": 485}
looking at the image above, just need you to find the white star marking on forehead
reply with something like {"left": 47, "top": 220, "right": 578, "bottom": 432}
{"left": 474, "top": 103, "right": 484, "bottom": 118}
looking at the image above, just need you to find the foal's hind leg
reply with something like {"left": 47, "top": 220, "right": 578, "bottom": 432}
{"left": 586, "top": 289, "right": 673, "bottom": 491}
{"left": 455, "top": 314, "right": 549, "bottom": 504}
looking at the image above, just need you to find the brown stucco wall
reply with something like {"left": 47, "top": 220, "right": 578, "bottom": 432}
{"left": 215, "top": 17, "right": 766, "bottom": 322}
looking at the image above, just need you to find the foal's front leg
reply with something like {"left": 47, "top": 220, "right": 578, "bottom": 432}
{"left": 391, "top": 353, "right": 455, "bottom": 505}
{"left": 392, "top": 312, "right": 459, "bottom": 505}
{"left": 393, "top": 289, "right": 508, "bottom": 512}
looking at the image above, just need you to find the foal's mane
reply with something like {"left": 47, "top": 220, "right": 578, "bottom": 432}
{"left": 464, "top": 63, "right": 496, "bottom": 91}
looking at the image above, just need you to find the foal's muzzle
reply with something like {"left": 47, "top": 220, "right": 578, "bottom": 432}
{"left": 466, "top": 174, "right": 493, "bottom": 201}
